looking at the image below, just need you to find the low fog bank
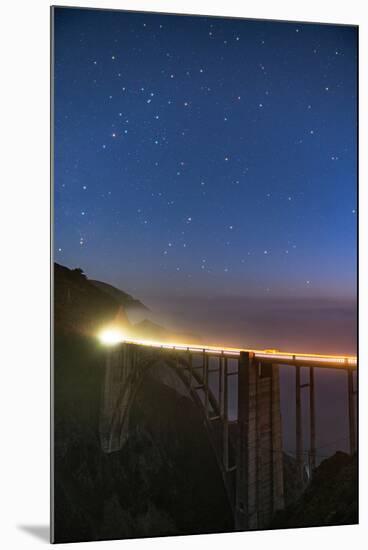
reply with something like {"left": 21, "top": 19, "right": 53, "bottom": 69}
{"left": 142, "top": 294, "right": 356, "bottom": 355}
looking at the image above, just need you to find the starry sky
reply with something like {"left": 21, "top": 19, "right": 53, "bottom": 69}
{"left": 53, "top": 7, "right": 357, "bottom": 354}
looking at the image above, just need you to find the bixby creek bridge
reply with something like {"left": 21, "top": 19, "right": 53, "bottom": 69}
{"left": 98, "top": 334, "right": 357, "bottom": 531}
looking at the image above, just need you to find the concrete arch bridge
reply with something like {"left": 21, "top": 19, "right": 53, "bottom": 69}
{"left": 99, "top": 339, "right": 357, "bottom": 530}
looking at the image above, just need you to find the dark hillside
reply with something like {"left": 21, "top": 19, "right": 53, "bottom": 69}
{"left": 53, "top": 264, "right": 233, "bottom": 542}
{"left": 271, "top": 451, "right": 357, "bottom": 529}
{"left": 54, "top": 263, "right": 121, "bottom": 335}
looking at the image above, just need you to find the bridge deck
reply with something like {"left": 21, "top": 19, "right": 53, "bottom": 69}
{"left": 112, "top": 337, "right": 357, "bottom": 370}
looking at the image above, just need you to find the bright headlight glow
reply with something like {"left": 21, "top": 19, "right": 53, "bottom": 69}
{"left": 98, "top": 328, "right": 125, "bottom": 346}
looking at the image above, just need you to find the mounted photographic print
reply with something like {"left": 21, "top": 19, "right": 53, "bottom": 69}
{"left": 51, "top": 6, "right": 358, "bottom": 543}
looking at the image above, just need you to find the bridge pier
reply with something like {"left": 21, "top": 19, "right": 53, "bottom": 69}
{"left": 309, "top": 367, "right": 316, "bottom": 473}
{"left": 235, "top": 352, "right": 284, "bottom": 530}
{"left": 222, "top": 356, "right": 229, "bottom": 470}
{"left": 295, "top": 366, "right": 303, "bottom": 482}
{"left": 296, "top": 367, "right": 317, "bottom": 479}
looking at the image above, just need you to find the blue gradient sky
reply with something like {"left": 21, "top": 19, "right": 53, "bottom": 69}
{"left": 53, "top": 8, "right": 357, "bottom": 353}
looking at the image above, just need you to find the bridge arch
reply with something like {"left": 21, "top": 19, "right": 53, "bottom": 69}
{"left": 100, "top": 346, "right": 236, "bottom": 511}
{"left": 99, "top": 342, "right": 284, "bottom": 530}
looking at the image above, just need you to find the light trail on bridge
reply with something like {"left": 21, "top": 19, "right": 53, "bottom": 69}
{"left": 98, "top": 329, "right": 357, "bottom": 369}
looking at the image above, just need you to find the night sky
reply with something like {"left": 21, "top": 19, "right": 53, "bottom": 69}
{"left": 53, "top": 8, "right": 357, "bottom": 354}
